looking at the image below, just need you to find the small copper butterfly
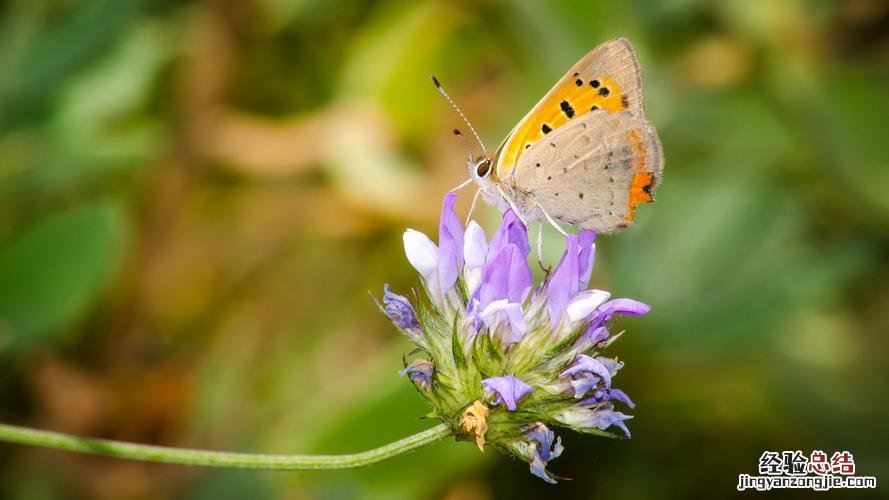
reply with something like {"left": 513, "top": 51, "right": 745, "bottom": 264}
{"left": 438, "top": 38, "right": 663, "bottom": 234}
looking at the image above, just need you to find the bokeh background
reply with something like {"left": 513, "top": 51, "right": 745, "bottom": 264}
{"left": 1, "top": 0, "right": 887, "bottom": 498}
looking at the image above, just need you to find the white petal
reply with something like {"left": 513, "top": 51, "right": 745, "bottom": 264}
{"left": 463, "top": 221, "right": 488, "bottom": 269}
{"left": 403, "top": 229, "right": 439, "bottom": 279}
{"left": 565, "top": 289, "right": 611, "bottom": 321}
{"left": 480, "top": 299, "right": 528, "bottom": 342}
{"left": 553, "top": 407, "right": 591, "bottom": 427}
{"left": 464, "top": 267, "right": 482, "bottom": 295}
{"left": 480, "top": 298, "right": 512, "bottom": 319}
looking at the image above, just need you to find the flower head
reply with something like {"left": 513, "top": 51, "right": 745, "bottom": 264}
{"left": 381, "top": 194, "right": 650, "bottom": 482}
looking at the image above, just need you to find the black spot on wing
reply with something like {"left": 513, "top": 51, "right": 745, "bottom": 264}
{"left": 589, "top": 79, "right": 600, "bottom": 88}
{"left": 598, "top": 87, "right": 610, "bottom": 97}
{"left": 591, "top": 105, "right": 600, "bottom": 111}
{"left": 574, "top": 78, "right": 583, "bottom": 86}
{"left": 560, "top": 100, "right": 575, "bottom": 118}
{"left": 541, "top": 123, "right": 552, "bottom": 134}
{"left": 621, "top": 95, "right": 629, "bottom": 108}
{"left": 643, "top": 176, "right": 656, "bottom": 196}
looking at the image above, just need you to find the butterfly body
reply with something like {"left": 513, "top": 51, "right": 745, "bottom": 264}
{"left": 468, "top": 38, "right": 663, "bottom": 233}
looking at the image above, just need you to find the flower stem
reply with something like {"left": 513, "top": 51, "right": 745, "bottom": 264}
{"left": 0, "top": 422, "right": 452, "bottom": 470}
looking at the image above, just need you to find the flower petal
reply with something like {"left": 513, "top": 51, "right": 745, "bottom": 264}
{"left": 565, "top": 289, "right": 611, "bottom": 322}
{"left": 591, "top": 298, "right": 652, "bottom": 325}
{"left": 480, "top": 299, "right": 528, "bottom": 344}
{"left": 382, "top": 284, "right": 420, "bottom": 333}
{"left": 488, "top": 210, "right": 530, "bottom": 259}
{"left": 403, "top": 229, "right": 439, "bottom": 282}
{"left": 577, "top": 230, "right": 597, "bottom": 290}
{"left": 574, "top": 325, "right": 610, "bottom": 352}
{"left": 546, "top": 234, "right": 580, "bottom": 327}
{"left": 437, "top": 193, "right": 464, "bottom": 293}
{"left": 482, "top": 375, "right": 533, "bottom": 411}
{"left": 399, "top": 359, "right": 434, "bottom": 390}
{"left": 463, "top": 221, "right": 488, "bottom": 271}
{"left": 522, "top": 423, "right": 564, "bottom": 484}
{"left": 560, "top": 354, "right": 613, "bottom": 396}
{"left": 555, "top": 406, "right": 633, "bottom": 437}
{"left": 479, "top": 244, "right": 532, "bottom": 309}
{"left": 580, "top": 388, "right": 636, "bottom": 409}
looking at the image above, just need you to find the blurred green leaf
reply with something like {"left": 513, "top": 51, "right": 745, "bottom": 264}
{"left": 0, "top": 200, "right": 129, "bottom": 353}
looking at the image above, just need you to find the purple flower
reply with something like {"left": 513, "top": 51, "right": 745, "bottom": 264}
{"left": 555, "top": 405, "right": 634, "bottom": 438}
{"left": 437, "top": 193, "right": 464, "bottom": 292}
{"left": 402, "top": 194, "right": 464, "bottom": 302}
{"left": 488, "top": 210, "right": 530, "bottom": 259}
{"left": 388, "top": 193, "right": 653, "bottom": 483}
{"left": 482, "top": 375, "right": 533, "bottom": 411}
{"left": 580, "top": 388, "right": 636, "bottom": 409}
{"left": 479, "top": 299, "right": 528, "bottom": 345}
{"left": 400, "top": 359, "right": 434, "bottom": 391}
{"left": 478, "top": 245, "right": 532, "bottom": 308}
{"left": 587, "top": 298, "right": 652, "bottom": 328}
{"left": 382, "top": 284, "right": 420, "bottom": 332}
{"left": 560, "top": 354, "right": 613, "bottom": 397}
{"left": 575, "top": 325, "right": 610, "bottom": 352}
{"left": 546, "top": 234, "right": 580, "bottom": 328}
{"left": 524, "top": 423, "right": 564, "bottom": 483}
{"left": 577, "top": 230, "right": 596, "bottom": 289}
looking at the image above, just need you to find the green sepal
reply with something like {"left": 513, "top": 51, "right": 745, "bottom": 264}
{"left": 471, "top": 332, "right": 503, "bottom": 377}
{"left": 451, "top": 317, "right": 466, "bottom": 369}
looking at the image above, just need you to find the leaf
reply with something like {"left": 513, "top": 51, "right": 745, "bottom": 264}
{"left": 0, "top": 200, "right": 129, "bottom": 353}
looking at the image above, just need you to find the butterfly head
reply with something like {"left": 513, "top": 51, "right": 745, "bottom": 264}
{"left": 467, "top": 153, "right": 513, "bottom": 213}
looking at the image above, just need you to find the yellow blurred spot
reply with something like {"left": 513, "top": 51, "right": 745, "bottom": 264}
{"left": 676, "top": 37, "right": 752, "bottom": 88}
{"left": 460, "top": 400, "right": 489, "bottom": 452}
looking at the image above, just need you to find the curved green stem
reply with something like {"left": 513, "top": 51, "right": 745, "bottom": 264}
{"left": 0, "top": 422, "right": 452, "bottom": 470}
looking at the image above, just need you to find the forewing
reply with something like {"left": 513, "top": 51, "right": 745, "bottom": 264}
{"left": 495, "top": 38, "right": 646, "bottom": 180}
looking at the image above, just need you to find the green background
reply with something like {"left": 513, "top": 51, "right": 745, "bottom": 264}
{"left": 0, "top": 0, "right": 886, "bottom": 498}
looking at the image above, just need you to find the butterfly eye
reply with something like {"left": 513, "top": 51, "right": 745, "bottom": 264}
{"left": 476, "top": 160, "right": 492, "bottom": 178}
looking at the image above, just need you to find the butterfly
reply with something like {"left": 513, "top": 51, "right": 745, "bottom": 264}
{"left": 439, "top": 38, "right": 663, "bottom": 234}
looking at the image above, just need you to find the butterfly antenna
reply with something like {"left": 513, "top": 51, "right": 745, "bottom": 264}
{"left": 431, "top": 75, "right": 488, "bottom": 157}
{"left": 452, "top": 128, "right": 484, "bottom": 153}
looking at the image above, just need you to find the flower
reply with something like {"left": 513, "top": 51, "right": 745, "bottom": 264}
{"left": 482, "top": 375, "right": 533, "bottom": 411}
{"left": 514, "top": 422, "right": 565, "bottom": 483}
{"left": 400, "top": 359, "right": 434, "bottom": 391}
{"left": 381, "top": 284, "right": 420, "bottom": 332}
{"left": 381, "top": 194, "right": 650, "bottom": 483}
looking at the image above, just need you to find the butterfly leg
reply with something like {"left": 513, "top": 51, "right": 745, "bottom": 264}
{"left": 448, "top": 177, "right": 473, "bottom": 193}
{"left": 535, "top": 201, "right": 567, "bottom": 236}
{"left": 496, "top": 185, "right": 530, "bottom": 226}
{"left": 536, "top": 223, "right": 551, "bottom": 274}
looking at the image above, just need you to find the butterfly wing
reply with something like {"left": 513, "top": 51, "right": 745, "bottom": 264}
{"left": 494, "top": 38, "right": 646, "bottom": 180}
{"left": 512, "top": 110, "right": 663, "bottom": 233}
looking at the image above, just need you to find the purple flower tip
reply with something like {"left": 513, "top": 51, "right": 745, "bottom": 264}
{"left": 580, "top": 388, "right": 636, "bottom": 409}
{"left": 525, "top": 423, "right": 564, "bottom": 483}
{"left": 382, "top": 284, "right": 420, "bottom": 331}
{"left": 482, "top": 375, "right": 533, "bottom": 411}
{"left": 560, "top": 354, "right": 613, "bottom": 396}
{"left": 589, "top": 298, "right": 652, "bottom": 327}
{"left": 437, "top": 193, "right": 465, "bottom": 293}
{"left": 400, "top": 359, "right": 434, "bottom": 390}
{"left": 556, "top": 405, "right": 633, "bottom": 438}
